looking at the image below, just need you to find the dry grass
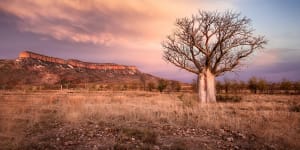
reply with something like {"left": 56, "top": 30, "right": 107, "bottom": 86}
{"left": 0, "top": 91, "right": 299, "bottom": 149}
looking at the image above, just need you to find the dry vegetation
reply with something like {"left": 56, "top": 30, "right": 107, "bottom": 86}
{"left": 0, "top": 91, "right": 299, "bottom": 149}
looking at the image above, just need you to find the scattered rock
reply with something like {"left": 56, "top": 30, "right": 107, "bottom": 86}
{"left": 219, "top": 128, "right": 225, "bottom": 134}
{"left": 227, "top": 137, "right": 234, "bottom": 142}
{"left": 237, "top": 133, "right": 246, "bottom": 139}
{"left": 153, "top": 145, "right": 160, "bottom": 150}
{"left": 234, "top": 145, "right": 239, "bottom": 149}
{"left": 15, "top": 121, "right": 285, "bottom": 150}
{"left": 64, "top": 141, "right": 74, "bottom": 146}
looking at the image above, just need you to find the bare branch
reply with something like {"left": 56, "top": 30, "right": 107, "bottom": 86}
{"left": 162, "top": 10, "right": 267, "bottom": 76}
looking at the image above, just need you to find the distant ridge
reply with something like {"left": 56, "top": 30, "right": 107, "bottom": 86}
{"left": 0, "top": 50, "right": 174, "bottom": 90}
{"left": 18, "top": 51, "right": 138, "bottom": 71}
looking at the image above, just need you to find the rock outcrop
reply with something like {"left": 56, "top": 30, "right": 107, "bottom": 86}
{"left": 0, "top": 52, "right": 165, "bottom": 89}
{"left": 18, "top": 51, "right": 137, "bottom": 71}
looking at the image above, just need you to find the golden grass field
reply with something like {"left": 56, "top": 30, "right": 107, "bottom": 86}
{"left": 0, "top": 91, "right": 299, "bottom": 149}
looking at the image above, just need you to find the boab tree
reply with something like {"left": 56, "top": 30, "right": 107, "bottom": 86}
{"left": 162, "top": 11, "right": 267, "bottom": 102}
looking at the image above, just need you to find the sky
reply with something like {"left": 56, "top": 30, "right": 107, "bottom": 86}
{"left": 0, "top": 0, "right": 299, "bottom": 82}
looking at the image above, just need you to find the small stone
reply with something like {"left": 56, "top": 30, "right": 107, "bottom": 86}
{"left": 234, "top": 145, "right": 239, "bottom": 149}
{"left": 64, "top": 141, "right": 73, "bottom": 145}
{"left": 56, "top": 138, "right": 60, "bottom": 141}
{"left": 238, "top": 133, "right": 246, "bottom": 139}
{"left": 220, "top": 129, "right": 225, "bottom": 133}
{"left": 227, "top": 137, "right": 234, "bottom": 142}
{"left": 131, "top": 137, "right": 135, "bottom": 141}
{"left": 153, "top": 145, "right": 160, "bottom": 150}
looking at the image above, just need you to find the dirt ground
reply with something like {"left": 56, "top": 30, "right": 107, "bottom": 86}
{"left": 0, "top": 91, "right": 299, "bottom": 150}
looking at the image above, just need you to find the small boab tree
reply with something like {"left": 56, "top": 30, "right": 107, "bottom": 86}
{"left": 162, "top": 11, "right": 267, "bottom": 102}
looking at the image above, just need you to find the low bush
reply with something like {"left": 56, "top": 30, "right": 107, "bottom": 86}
{"left": 217, "top": 94, "right": 242, "bottom": 102}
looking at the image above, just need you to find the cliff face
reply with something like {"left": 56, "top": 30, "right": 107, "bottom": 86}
{"left": 0, "top": 58, "right": 162, "bottom": 89}
{"left": 0, "top": 51, "right": 168, "bottom": 89}
{"left": 18, "top": 51, "right": 138, "bottom": 71}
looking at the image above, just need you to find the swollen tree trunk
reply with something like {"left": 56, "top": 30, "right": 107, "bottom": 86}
{"left": 198, "top": 73, "right": 206, "bottom": 102}
{"left": 197, "top": 69, "right": 217, "bottom": 103}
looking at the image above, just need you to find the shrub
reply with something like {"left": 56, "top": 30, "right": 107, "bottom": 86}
{"left": 248, "top": 77, "right": 258, "bottom": 94}
{"left": 170, "top": 81, "right": 181, "bottom": 92}
{"left": 280, "top": 79, "right": 292, "bottom": 94}
{"left": 157, "top": 79, "right": 168, "bottom": 92}
{"left": 147, "top": 82, "right": 155, "bottom": 91}
{"left": 216, "top": 95, "right": 242, "bottom": 102}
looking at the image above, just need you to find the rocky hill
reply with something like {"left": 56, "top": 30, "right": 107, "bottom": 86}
{"left": 0, "top": 51, "right": 166, "bottom": 90}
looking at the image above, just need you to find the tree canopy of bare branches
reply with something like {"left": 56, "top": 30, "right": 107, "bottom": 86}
{"left": 162, "top": 10, "right": 267, "bottom": 102}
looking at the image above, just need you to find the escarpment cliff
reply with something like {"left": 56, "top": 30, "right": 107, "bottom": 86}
{"left": 18, "top": 51, "right": 138, "bottom": 71}
{"left": 0, "top": 50, "right": 165, "bottom": 89}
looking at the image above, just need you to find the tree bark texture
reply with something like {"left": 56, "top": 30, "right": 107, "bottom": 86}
{"left": 198, "top": 69, "right": 216, "bottom": 103}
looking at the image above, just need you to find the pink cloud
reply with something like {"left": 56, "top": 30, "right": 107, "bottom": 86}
{"left": 0, "top": 0, "right": 235, "bottom": 47}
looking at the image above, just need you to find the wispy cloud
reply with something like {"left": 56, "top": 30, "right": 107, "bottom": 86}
{"left": 0, "top": 0, "right": 234, "bottom": 47}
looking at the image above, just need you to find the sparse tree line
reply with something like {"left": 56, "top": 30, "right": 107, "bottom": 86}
{"left": 192, "top": 77, "right": 300, "bottom": 95}
{"left": 90, "top": 79, "right": 182, "bottom": 92}
{"left": 2, "top": 76, "right": 299, "bottom": 95}
{"left": 0, "top": 79, "right": 182, "bottom": 92}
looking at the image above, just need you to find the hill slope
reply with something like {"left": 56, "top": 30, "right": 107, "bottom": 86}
{"left": 0, "top": 51, "right": 164, "bottom": 90}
